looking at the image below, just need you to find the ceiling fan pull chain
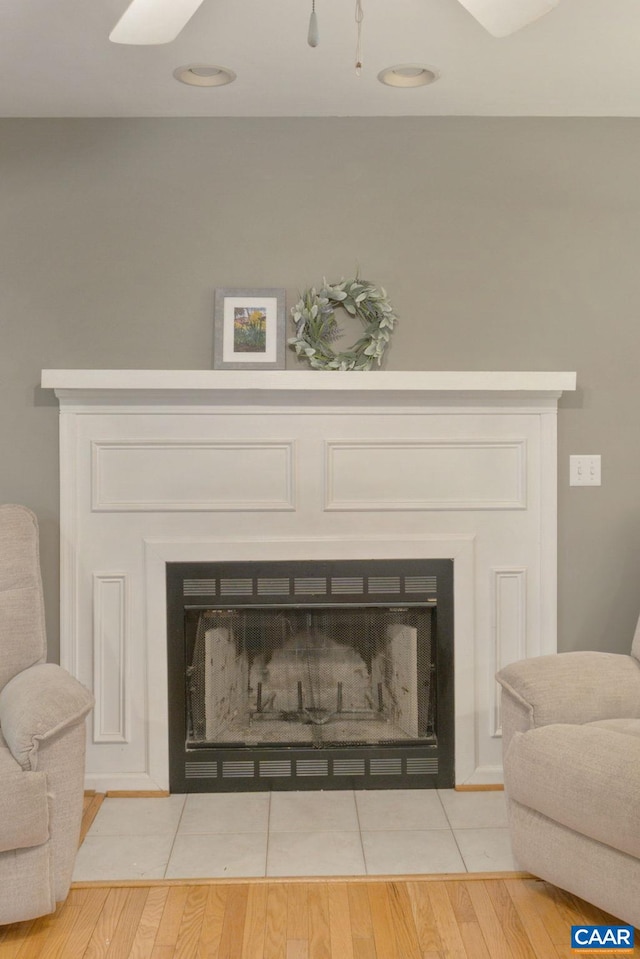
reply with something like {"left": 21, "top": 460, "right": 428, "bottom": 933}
{"left": 308, "top": 0, "right": 319, "bottom": 47}
{"left": 355, "top": 0, "right": 364, "bottom": 75}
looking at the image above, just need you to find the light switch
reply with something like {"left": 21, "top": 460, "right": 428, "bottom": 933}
{"left": 569, "top": 455, "right": 601, "bottom": 486}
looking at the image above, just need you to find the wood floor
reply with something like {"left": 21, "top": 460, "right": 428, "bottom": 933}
{"left": 1, "top": 795, "right": 636, "bottom": 958}
{"left": 1, "top": 874, "right": 637, "bottom": 959}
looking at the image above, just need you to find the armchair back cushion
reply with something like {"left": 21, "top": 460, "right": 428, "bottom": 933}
{"left": 0, "top": 505, "right": 46, "bottom": 689}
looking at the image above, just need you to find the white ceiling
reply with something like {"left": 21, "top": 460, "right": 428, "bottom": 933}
{"left": 2, "top": 0, "right": 640, "bottom": 118}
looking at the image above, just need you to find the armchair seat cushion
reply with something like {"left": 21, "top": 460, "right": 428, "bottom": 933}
{"left": 505, "top": 720, "right": 640, "bottom": 860}
{"left": 588, "top": 717, "right": 640, "bottom": 739}
{"left": 0, "top": 739, "right": 49, "bottom": 853}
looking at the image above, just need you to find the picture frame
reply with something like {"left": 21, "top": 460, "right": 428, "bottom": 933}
{"left": 213, "top": 288, "right": 286, "bottom": 370}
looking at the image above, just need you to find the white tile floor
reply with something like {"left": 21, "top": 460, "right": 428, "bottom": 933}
{"left": 73, "top": 789, "right": 519, "bottom": 882}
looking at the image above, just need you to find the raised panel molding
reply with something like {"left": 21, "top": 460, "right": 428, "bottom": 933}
{"left": 325, "top": 439, "right": 527, "bottom": 511}
{"left": 93, "top": 573, "right": 128, "bottom": 744}
{"left": 492, "top": 567, "right": 527, "bottom": 738}
{"left": 59, "top": 412, "right": 79, "bottom": 675}
{"left": 91, "top": 440, "right": 296, "bottom": 512}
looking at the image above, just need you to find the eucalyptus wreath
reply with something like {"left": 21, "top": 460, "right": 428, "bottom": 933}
{"left": 289, "top": 277, "right": 397, "bottom": 370}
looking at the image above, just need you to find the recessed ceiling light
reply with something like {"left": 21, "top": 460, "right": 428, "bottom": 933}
{"left": 377, "top": 65, "right": 439, "bottom": 88}
{"left": 173, "top": 64, "right": 236, "bottom": 87}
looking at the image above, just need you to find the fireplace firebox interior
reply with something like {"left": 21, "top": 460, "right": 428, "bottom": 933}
{"left": 167, "top": 559, "right": 454, "bottom": 791}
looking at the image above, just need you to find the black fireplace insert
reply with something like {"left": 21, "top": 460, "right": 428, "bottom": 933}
{"left": 167, "top": 558, "right": 454, "bottom": 791}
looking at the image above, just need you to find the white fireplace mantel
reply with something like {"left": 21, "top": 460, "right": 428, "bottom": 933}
{"left": 42, "top": 369, "right": 576, "bottom": 791}
{"left": 42, "top": 368, "right": 575, "bottom": 403}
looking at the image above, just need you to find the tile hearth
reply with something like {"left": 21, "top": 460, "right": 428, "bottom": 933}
{"left": 73, "top": 789, "right": 517, "bottom": 882}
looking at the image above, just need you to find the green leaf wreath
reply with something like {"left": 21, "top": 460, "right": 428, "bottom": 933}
{"left": 289, "top": 277, "right": 397, "bottom": 370}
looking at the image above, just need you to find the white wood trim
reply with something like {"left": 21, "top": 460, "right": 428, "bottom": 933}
{"left": 538, "top": 410, "right": 559, "bottom": 658}
{"left": 91, "top": 439, "right": 296, "bottom": 512}
{"left": 92, "top": 573, "right": 128, "bottom": 744}
{"left": 41, "top": 369, "right": 577, "bottom": 395}
{"left": 491, "top": 567, "right": 527, "bottom": 738}
{"left": 144, "top": 533, "right": 477, "bottom": 791}
{"left": 43, "top": 369, "right": 575, "bottom": 790}
{"left": 59, "top": 411, "right": 79, "bottom": 676}
{"left": 325, "top": 439, "right": 526, "bottom": 511}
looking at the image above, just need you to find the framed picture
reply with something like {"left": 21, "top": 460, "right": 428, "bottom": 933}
{"left": 213, "top": 288, "right": 286, "bottom": 370}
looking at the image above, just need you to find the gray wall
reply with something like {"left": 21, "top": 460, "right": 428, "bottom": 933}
{"left": 1, "top": 118, "right": 638, "bottom": 661}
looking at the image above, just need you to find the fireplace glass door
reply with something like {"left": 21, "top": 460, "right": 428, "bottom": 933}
{"left": 167, "top": 560, "right": 453, "bottom": 791}
{"left": 188, "top": 606, "right": 433, "bottom": 748}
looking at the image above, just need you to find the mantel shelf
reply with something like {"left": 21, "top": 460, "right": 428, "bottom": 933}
{"left": 41, "top": 369, "right": 576, "bottom": 401}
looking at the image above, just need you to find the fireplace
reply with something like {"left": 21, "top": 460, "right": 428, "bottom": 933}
{"left": 41, "top": 368, "right": 576, "bottom": 791}
{"left": 167, "top": 559, "right": 454, "bottom": 790}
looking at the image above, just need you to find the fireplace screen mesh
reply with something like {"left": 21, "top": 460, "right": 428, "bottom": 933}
{"left": 186, "top": 606, "right": 434, "bottom": 748}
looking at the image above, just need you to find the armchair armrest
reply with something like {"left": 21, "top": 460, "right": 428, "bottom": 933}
{"left": 497, "top": 651, "right": 640, "bottom": 754}
{"left": 0, "top": 662, "right": 94, "bottom": 770}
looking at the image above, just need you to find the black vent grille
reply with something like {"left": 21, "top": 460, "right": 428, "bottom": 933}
{"left": 294, "top": 577, "right": 327, "bottom": 596}
{"left": 184, "top": 579, "right": 217, "bottom": 597}
{"left": 331, "top": 577, "right": 364, "bottom": 595}
{"left": 222, "top": 761, "right": 255, "bottom": 778}
{"left": 333, "top": 759, "right": 365, "bottom": 776}
{"left": 297, "top": 759, "right": 329, "bottom": 777}
{"left": 257, "top": 578, "right": 290, "bottom": 596}
{"left": 406, "top": 576, "right": 437, "bottom": 595}
{"left": 182, "top": 562, "right": 437, "bottom": 606}
{"left": 182, "top": 751, "right": 439, "bottom": 787}
{"left": 407, "top": 757, "right": 439, "bottom": 775}
{"left": 259, "top": 760, "right": 292, "bottom": 778}
{"left": 220, "top": 579, "right": 253, "bottom": 596}
{"left": 185, "top": 761, "right": 217, "bottom": 779}
{"left": 368, "top": 577, "right": 401, "bottom": 594}
{"left": 370, "top": 757, "right": 403, "bottom": 776}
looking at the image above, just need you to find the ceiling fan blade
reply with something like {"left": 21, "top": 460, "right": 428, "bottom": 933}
{"left": 456, "top": 0, "right": 559, "bottom": 37}
{"left": 109, "top": 0, "right": 207, "bottom": 44}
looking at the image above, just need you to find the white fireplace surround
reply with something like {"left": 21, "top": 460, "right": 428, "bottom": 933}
{"left": 42, "top": 369, "right": 576, "bottom": 791}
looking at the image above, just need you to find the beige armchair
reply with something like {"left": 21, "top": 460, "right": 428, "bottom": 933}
{"left": 497, "top": 620, "right": 640, "bottom": 929}
{"left": 0, "top": 505, "right": 94, "bottom": 925}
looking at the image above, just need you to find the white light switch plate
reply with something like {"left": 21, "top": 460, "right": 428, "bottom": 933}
{"left": 570, "top": 455, "right": 601, "bottom": 486}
